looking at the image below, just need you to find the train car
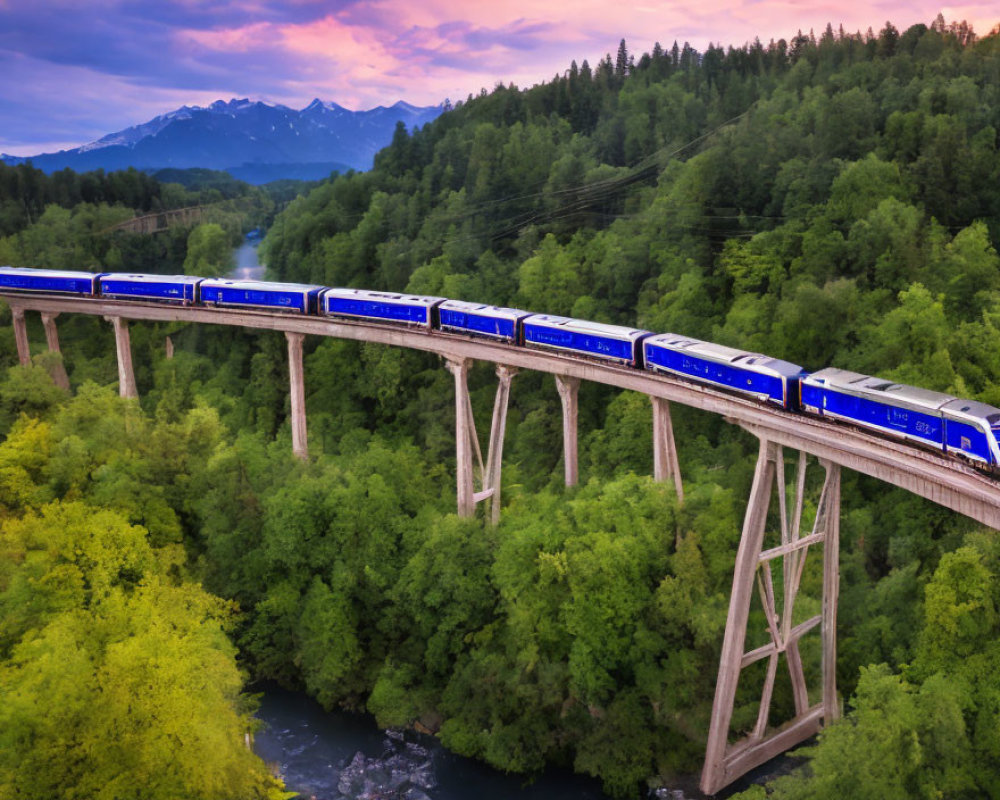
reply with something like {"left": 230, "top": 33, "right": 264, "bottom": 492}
{"left": 801, "top": 368, "right": 953, "bottom": 450}
{"left": 98, "top": 273, "right": 204, "bottom": 304}
{"left": 321, "top": 288, "right": 445, "bottom": 329}
{"left": 522, "top": 314, "right": 650, "bottom": 366}
{"left": 0, "top": 266, "right": 98, "bottom": 296}
{"left": 643, "top": 334, "right": 806, "bottom": 409}
{"left": 200, "top": 278, "right": 324, "bottom": 314}
{"left": 437, "top": 300, "right": 531, "bottom": 343}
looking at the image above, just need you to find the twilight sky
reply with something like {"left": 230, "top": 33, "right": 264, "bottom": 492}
{"left": 1, "top": 0, "right": 997, "bottom": 156}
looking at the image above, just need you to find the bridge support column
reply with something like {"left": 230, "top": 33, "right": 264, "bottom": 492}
{"left": 11, "top": 307, "right": 30, "bottom": 366}
{"left": 447, "top": 358, "right": 476, "bottom": 517}
{"left": 651, "top": 396, "right": 683, "bottom": 503}
{"left": 446, "top": 360, "right": 518, "bottom": 521}
{"left": 555, "top": 375, "right": 580, "bottom": 487}
{"left": 106, "top": 316, "right": 138, "bottom": 398}
{"left": 485, "top": 365, "right": 517, "bottom": 525}
{"left": 40, "top": 313, "right": 70, "bottom": 390}
{"left": 286, "top": 332, "right": 308, "bottom": 461}
{"left": 701, "top": 442, "right": 840, "bottom": 795}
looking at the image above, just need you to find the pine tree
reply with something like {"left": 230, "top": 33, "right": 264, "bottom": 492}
{"left": 615, "top": 39, "right": 630, "bottom": 77}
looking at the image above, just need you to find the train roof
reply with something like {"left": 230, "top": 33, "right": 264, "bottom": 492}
{"left": 524, "top": 314, "right": 649, "bottom": 339}
{"left": 200, "top": 278, "right": 325, "bottom": 292}
{"left": 323, "top": 287, "right": 445, "bottom": 304}
{"left": 438, "top": 299, "right": 531, "bottom": 317}
{"left": 0, "top": 265, "right": 96, "bottom": 279}
{"left": 941, "top": 398, "right": 1000, "bottom": 426}
{"left": 100, "top": 273, "right": 204, "bottom": 284}
{"left": 884, "top": 383, "right": 956, "bottom": 410}
{"left": 806, "top": 367, "right": 957, "bottom": 411}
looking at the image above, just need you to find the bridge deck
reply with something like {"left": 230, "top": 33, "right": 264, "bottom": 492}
{"left": 4, "top": 292, "right": 999, "bottom": 530}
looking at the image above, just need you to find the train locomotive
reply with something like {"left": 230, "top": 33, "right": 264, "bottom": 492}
{"left": 2, "top": 265, "right": 999, "bottom": 470}
{"left": 802, "top": 368, "right": 1000, "bottom": 467}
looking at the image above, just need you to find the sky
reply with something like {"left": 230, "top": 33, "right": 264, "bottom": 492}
{"left": 1, "top": 0, "right": 997, "bottom": 156}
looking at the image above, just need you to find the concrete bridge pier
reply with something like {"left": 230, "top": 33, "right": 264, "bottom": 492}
{"left": 40, "top": 313, "right": 70, "bottom": 390}
{"left": 7, "top": 305, "right": 70, "bottom": 389}
{"left": 447, "top": 359, "right": 518, "bottom": 521}
{"left": 555, "top": 374, "right": 580, "bottom": 487}
{"left": 485, "top": 365, "right": 517, "bottom": 525}
{"left": 447, "top": 358, "right": 476, "bottom": 517}
{"left": 286, "top": 332, "right": 308, "bottom": 460}
{"left": 701, "top": 441, "right": 841, "bottom": 795}
{"left": 651, "top": 395, "right": 683, "bottom": 502}
{"left": 11, "top": 307, "right": 30, "bottom": 366}
{"left": 105, "top": 316, "right": 138, "bottom": 398}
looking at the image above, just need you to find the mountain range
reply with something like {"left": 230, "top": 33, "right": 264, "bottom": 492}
{"left": 1, "top": 98, "right": 446, "bottom": 183}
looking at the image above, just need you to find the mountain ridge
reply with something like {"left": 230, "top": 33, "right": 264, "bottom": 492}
{"left": 2, "top": 97, "right": 446, "bottom": 183}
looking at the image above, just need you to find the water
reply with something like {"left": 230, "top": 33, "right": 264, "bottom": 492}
{"left": 253, "top": 687, "right": 632, "bottom": 800}
{"left": 252, "top": 686, "right": 801, "bottom": 800}
{"left": 233, "top": 241, "right": 266, "bottom": 280}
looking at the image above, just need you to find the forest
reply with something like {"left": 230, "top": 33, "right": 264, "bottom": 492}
{"left": 2, "top": 15, "right": 1000, "bottom": 800}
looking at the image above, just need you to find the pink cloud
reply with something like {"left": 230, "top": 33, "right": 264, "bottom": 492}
{"left": 4, "top": 0, "right": 999, "bottom": 152}
{"left": 182, "top": 22, "right": 274, "bottom": 52}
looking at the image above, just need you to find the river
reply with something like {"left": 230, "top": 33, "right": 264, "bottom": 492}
{"left": 253, "top": 686, "right": 638, "bottom": 800}
{"left": 233, "top": 239, "right": 266, "bottom": 281}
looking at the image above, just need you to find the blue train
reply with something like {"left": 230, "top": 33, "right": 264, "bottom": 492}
{"left": 522, "top": 315, "right": 650, "bottom": 367}
{"left": 644, "top": 334, "right": 805, "bottom": 409}
{"left": 802, "top": 369, "right": 1000, "bottom": 467}
{"left": 2, "top": 265, "right": 999, "bottom": 469}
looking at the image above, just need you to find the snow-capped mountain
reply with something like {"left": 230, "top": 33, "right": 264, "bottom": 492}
{"left": 3, "top": 98, "right": 446, "bottom": 183}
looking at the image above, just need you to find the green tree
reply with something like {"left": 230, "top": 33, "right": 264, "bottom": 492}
{"left": 0, "top": 502, "right": 289, "bottom": 800}
{"left": 183, "top": 222, "right": 233, "bottom": 277}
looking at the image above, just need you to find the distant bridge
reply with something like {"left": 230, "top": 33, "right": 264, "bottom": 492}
{"left": 101, "top": 205, "right": 209, "bottom": 235}
{"left": 4, "top": 291, "right": 999, "bottom": 794}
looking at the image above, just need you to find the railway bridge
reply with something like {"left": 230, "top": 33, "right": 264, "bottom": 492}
{"left": 101, "top": 204, "right": 208, "bottom": 235}
{"left": 4, "top": 292, "right": 1000, "bottom": 795}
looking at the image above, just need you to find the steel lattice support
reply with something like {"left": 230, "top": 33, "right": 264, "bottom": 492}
{"left": 701, "top": 439, "right": 841, "bottom": 795}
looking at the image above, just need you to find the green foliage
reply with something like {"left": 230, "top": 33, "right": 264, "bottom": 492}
{"left": 0, "top": 383, "right": 290, "bottom": 798}
{"left": 0, "top": 162, "right": 270, "bottom": 276}
{"left": 0, "top": 502, "right": 287, "bottom": 798}
{"left": 184, "top": 222, "right": 235, "bottom": 276}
